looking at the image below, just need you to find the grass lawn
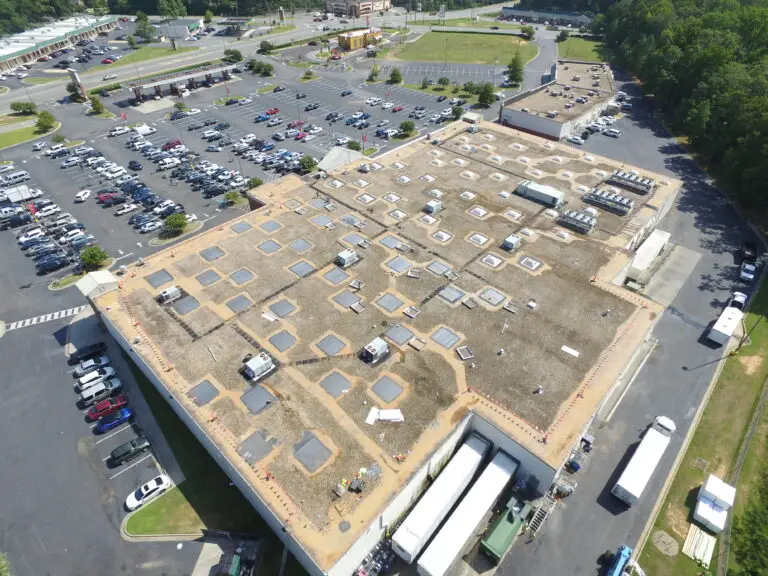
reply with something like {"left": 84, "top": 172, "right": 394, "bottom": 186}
{"left": 23, "top": 76, "right": 61, "bottom": 85}
{"left": 0, "top": 114, "right": 33, "bottom": 126}
{"left": 403, "top": 83, "right": 480, "bottom": 106}
{"left": 50, "top": 272, "right": 85, "bottom": 289}
{"left": 387, "top": 32, "right": 537, "bottom": 65}
{"left": 90, "top": 46, "right": 197, "bottom": 73}
{"left": 123, "top": 358, "right": 267, "bottom": 536}
{"left": 556, "top": 37, "right": 604, "bottom": 62}
{"left": 0, "top": 123, "right": 59, "bottom": 150}
{"left": 257, "top": 84, "right": 277, "bottom": 94}
{"left": 287, "top": 61, "right": 314, "bottom": 68}
{"left": 363, "top": 147, "right": 377, "bottom": 155}
{"left": 639, "top": 282, "right": 768, "bottom": 576}
{"left": 420, "top": 17, "right": 520, "bottom": 29}
{"left": 64, "top": 139, "right": 86, "bottom": 148}
{"left": 213, "top": 95, "right": 245, "bottom": 105}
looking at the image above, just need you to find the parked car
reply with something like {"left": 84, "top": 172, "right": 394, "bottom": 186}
{"left": 125, "top": 475, "right": 171, "bottom": 511}
{"left": 73, "top": 356, "right": 111, "bottom": 378}
{"left": 77, "top": 367, "right": 117, "bottom": 391}
{"left": 110, "top": 436, "right": 151, "bottom": 466}
{"left": 68, "top": 342, "right": 107, "bottom": 365}
{"left": 94, "top": 407, "right": 135, "bottom": 434}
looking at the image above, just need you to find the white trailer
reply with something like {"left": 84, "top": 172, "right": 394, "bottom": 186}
{"left": 611, "top": 416, "right": 676, "bottom": 506}
{"left": 4, "top": 184, "right": 42, "bottom": 203}
{"left": 417, "top": 451, "right": 519, "bottom": 576}
{"left": 707, "top": 306, "right": 744, "bottom": 346}
{"left": 515, "top": 180, "right": 565, "bottom": 208}
{"left": 392, "top": 433, "right": 490, "bottom": 564}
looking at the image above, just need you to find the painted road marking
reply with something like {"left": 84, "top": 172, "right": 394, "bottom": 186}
{"left": 108, "top": 454, "right": 154, "bottom": 480}
{"left": 5, "top": 306, "right": 87, "bottom": 331}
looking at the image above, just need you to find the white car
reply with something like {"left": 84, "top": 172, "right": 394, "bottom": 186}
{"left": 110, "top": 126, "right": 131, "bottom": 136}
{"left": 37, "top": 205, "right": 61, "bottom": 218}
{"left": 18, "top": 229, "right": 44, "bottom": 244}
{"left": 77, "top": 366, "right": 116, "bottom": 390}
{"left": 567, "top": 136, "right": 585, "bottom": 145}
{"left": 441, "top": 108, "right": 452, "bottom": 116}
{"left": 74, "top": 189, "right": 92, "bottom": 202}
{"left": 45, "top": 144, "right": 65, "bottom": 156}
{"left": 60, "top": 156, "right": 81, "bottom": 169}
{"left": 74, "top": 146, "right": 94, "bottom": 155}
{"left": 16, "top": 72, "right": 27, "bottom": 79}
{"left": 152, "top": 200, "right": 175, "bottom": 214}
{"left": 72, "top": 356, "right": 110, "bottom": 378}
{"left": 230, "top": 177, "right": 246, "bottom": 188}
{"left": 185, "top": 213, "right": 198, "bottom": 223}
{"left": 307, "top": 126, "right": 323, "bottom": 135}
{"left": 86, "top": 157, "right": 105, "bottom": 167}
{"left": 140, "top": 220, "right": 162, "bottom": 233}
{"left": 125, "top": 475, "right": 172, "bottom": 511}
{"left": 428, "top": 114, "right": 441, "bottom": 123}
{"left": 207, "top": 145, "right": 222, "bottom": 152}
{"left": 58, "top": 230, "right": 85, "bottom": 244}
{"left": 32, "top": 141, "right": 47, "bottom": 151}
{"left": 302, "top": 134, "right": 316, "bottom": 142}
{"left": 381, "top": 102, "right": 394, "bottom": 109}
{"left": 740, "top": 261, "right": 757, "bottom": 283}
{"left": 186, "top": 108, "right": 201, "bottom": 116}
{"left": 336, "top": 136, "right": 350, "bottom": 145}
{"left": 239, "top": 98, "right": 253, "bottom": 105}
{"left": 377, "top": 120, "right": 390, "bottom": 127}
{"left": 115, "top": 174, "right": 136, "bottom": 185}
{"left": 103, "top": 73, "right": 117, "bottom": 81}
{"left": 115, "top": 203, "right": 139, "bottom": 216}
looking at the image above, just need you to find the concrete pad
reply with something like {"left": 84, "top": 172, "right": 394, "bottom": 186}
{"left": 231, "top": 222, "right": 253, "bottom": 234}
{"left": 269, "top": 330, "right": 297, "bottom": 352}
{"left": 260, "top": 220, "right": 282, "bottom": 233}
{"left": 258, "top": 239, "right": 281, "bottom": 254}
{"left": 333, "top": 290, "right": 361, "bottom": 308}
{"left": 200, "top": 246, "right": 225, "bottom": 261}
{"left": 643, "top": 245, "right": 702, "bottom": 307}
{"left": 173, "top": 295, "right": 200, "bottom": 315}
{"left": 196, "top": 269, "right": 221, "bottom": 287}
{"left": 386, "top": 256, "right": 412, "bottom": 274}
{"left": 432, "top": 326, "right": 461, "bottom": 349}
{"left": 238, "top": 430, "right": 276, "bottom": 465}
{"left": 344, "top": 232, "right": 365, "bottom": 246}
{"left": 317, "top": 334, "right": 346, "bottom": 356}
{"left": 311, "top": 214, "right": 333, "bottom": 227}
{"left": 380, "top": 235, "right": 401, "bottom": 249}
{"left": 319, "top": 371, "right": 352, "bottom": 398}
{"left": 293, "top": 431, "right": 332, "bottom": 473}
{"left": 438, "top": 285, "right": 464, "bottom": 304}
{"left": 427, "top": 260, "right": 451, "bottom": 276}
{"left": 479, "top": 287, "right": 506, "bottom": 307}
{"left": 371, "top": 376, "right": 403, "bottom": 403}
{"left": 188, "top": 379, "right": 220, "bottom": 406}
{"left": 241, "top": 385, "right": 278, "bottom": 415}
{"left": 145, "top": 269, "right": 173, "bottom": 288}
{"left": 385, "top": 324, "right": 414, "bottom": 345}
{"left": 230, "top": 268, "right": 255, "bottom": 285}
{"left": 376, "top": 293, "right": 404, "bottom": 313}
{"left": 269, "top": 299, "right": 296, "bottom": 318}
{"left": 290, "top": 238, "right": 313, "bottom": 253}
{"left": 324, "top": 267, "right": 350, "bottom": 285}
{"left": 226, "top": 294, "right": 252, "bottom": 313}
{"left": 289, "top": 260, "right": 316, "bottom": 278}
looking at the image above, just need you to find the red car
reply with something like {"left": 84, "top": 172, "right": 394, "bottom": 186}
{"left": 295, "top": 131, "right": 307, "bottom": 140}
{"left": 266, "top": 108, "right": 279, "bottom": 115}
{"left": 287, "top": 120, "right": 305, "bottom": 129}
{"left": 392, "top": 105, "right": 404, "bottom": 112}
{"left": 162, "top": 139, "right": 181, "bottom": 151}
{"left": 101, "top": 58, "right": 114, "bottom": 64}
{"left": 97, "top": 193, "right": 118, "bottom": 204}
{"left": 87, "top": 395, "right": 128, "bottom": 421}
{"left": 37, "top": 56, "right": 51, "bottom": 62}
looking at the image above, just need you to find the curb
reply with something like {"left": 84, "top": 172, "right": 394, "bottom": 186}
{"left": 121, "top": 514, "right": 202, "bottom": 543}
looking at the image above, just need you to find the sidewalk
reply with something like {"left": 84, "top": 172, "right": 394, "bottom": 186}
{"left": 67, "top": 306, "right": 185, "bottom": 485}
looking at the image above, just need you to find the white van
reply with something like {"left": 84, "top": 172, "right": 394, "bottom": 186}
{"left": 158, "top": 158, "right": 180, "bottom": 170}
{"left": 44, "top": 144, "right": 65, "bottom": 156}
{"left": 105, "top": 166, "right": 127, "bottom": 179}
{"left": 36, "top": 204, "right": 61, "bottom": 218}
{"left": 74, "top": 189, "right": 91, "bottom": 202}
{"left": 3, "top": 170, "right": 30, "bottom": 185}
{"left": 605, "top": 128, "right": 621, "bottom": 138}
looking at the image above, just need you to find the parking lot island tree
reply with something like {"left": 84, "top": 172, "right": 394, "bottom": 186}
{"left": 477, "top": 82, "right": 495, "bottom": 107}
{"left": 347, "top": 140, "right": 362, "bottom": 151}
{"left": 80, "top": 245, "right": 109, "bottom": 271}
{"left": 399, "top": 120, "right": 415, "bottom": 136}
{"left": 164, "top": 213, "right": 187, "bottom": 235}
{"left": 127, "top": 34, "right": 138, "bottom": 49}
{"left": 51, "top": 133, "right": 65, "bottom": 143}
{"left": 437, "top": 76, "right": 450, "bottom": 87}
{"left": 0, "top": 552, "right": 11, "bottom": 576}
{"left": 248, "top": 177, "right": 264, "bottom": 188}
{"left": 507, "top": 49, "right": 524, "bottom": 86}
{"left": 223, "top": 49, "right": 243, "bottom": 63}
{"left": 300, "top": 156, "right": 317, "bottom": 173}
{"left": 389, "top": 67, "right": 403, "bottom": 84}
{"left": 451, "top": 106, "right": 463, "bottom": 120}
{"left": 520, "top": 25, "right": 535, "bottom": 40}
{"left": 204, "top": 9, "right": 214, "bottom": 23}
{"left": 35, "top": 111, "right": 56, "bottom": 134}
{"left": 248, "top": 60, "right": 274, "bottom": 76}
{"left": 259, "top": 40, "right": 274, "bottom": 54}
{"left": 89, "top": 96, "right": 105, "bottom": 116}
{"left": 10, "top": 102, "right": 36, "bottom": 115}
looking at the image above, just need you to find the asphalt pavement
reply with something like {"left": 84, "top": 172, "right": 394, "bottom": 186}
{"left": 499, "top": 76, "right": 757, "bottom": 576}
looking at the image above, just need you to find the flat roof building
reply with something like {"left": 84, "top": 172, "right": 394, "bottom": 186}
{"left": 88, "top": 120, "right": 680, "bottom": 576}
{"left": 337, "top": 27, "right": 382, "bottom": 50}
{"left": 500, "top": 60, "right": 617, "bottom": 140}
{"left": 0, "top": 15, "right": 117, "bottom": 72}
{"left": 327, "top": 0, "right": 391, "bottom": 17}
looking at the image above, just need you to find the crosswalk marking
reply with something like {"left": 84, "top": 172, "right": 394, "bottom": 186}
{"left": 5, "top": 305, "right": 87, "bottom": 332}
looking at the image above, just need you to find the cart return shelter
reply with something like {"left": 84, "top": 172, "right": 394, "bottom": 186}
{"left": 0, "top": 15, "right": 117, "bottom": 73}
{"left": 82, "top": 120, "right": 682, "bottom": 576}
{"left": 124, "top": 62, "right": 238, "bottom": 100}
{"left": 500, "top": 59, "right": 617, "bottom": 140}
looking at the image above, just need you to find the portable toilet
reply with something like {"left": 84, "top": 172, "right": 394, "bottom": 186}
{"left": 335, "top": 249, "right": 360, "bottom": 269}
{"left": 502, "top": 234, "right": 522, "bottom": 252}
{"left": 424, "top": 199, "right": 443, "bottom": 214}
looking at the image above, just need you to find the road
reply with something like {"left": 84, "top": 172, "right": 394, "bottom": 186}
{"left": 499, "top": 76, "right": 756, "bottom": 576}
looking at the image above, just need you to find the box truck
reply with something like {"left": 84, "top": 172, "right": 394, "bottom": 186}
{"left": 611, "top": 416, "right": 676, "bottom": 506}
{"left": 707, "top": 292, "right": 746, "bottom": 346}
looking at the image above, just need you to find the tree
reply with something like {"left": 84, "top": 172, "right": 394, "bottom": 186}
{"left": 80, "top": 245, "right": 108, "bottom": 271}
{"left": 507, "top": 50, "right": 524, "bottom": 86}
{"left": 300, "top": 156, "right": 317, "bottom": 172}
{"left": 462, "top": 81, "right": 478, "bottom": 94}
{"left": 127, "top": 34, "right": 137, "bottom": 49}
{"left": 388, "top": 67, "right": 402, "bottom": 84}
{"left": 590, "top": 13, "right": 605, "bottom": 35}
{"left": 520, "top": 25, "right": 535, "bottom": 40}
{"left": 367, "top": 64, "right": 380, "bottom": 82}
{"left": 733, "top": 466, "right": 768, "bottom": 574}
{"left": 303, "top": 69, "right": 314, "bottom": 79}
{"left": 66, "top": 81, "right": 83, "bottom": 101}
{"left": 259, "top": 40, "right": 274, "bottom": 54}
{"left": 477, "top": 82, "right": 495, "bottom": 107}
{"left": 52, "top": 133, "right": 65, "bottom": 143}
{"left": 90, "top": 96, "right": 105, "bottom": 115}
{"left": 451, "top": 106, "right": 463, "bottom": 120}
{"left": 347, "top": 141, "right": 362, "bottom": 151}
{"left": 223, "top": 191, "right": 240, "bottom": 204}
{"left": 10, "top": 101, "right": 36, "bottom": 114}
{"left": 204, "top": 9, "right": 214, "bottom": 23}
{"left": 164, "top": 213, "right": 187, "bottom": 235}
{"left": 0, "top": 553, "right": 12, "bottom": 576}
{"left": 158, "top": 0, "right": 187, "bottom": 18}
{"left": 437, "top": 76, "right": 450, "bottom": 87}
{"left": 91, "top": 0, "right": 108, "bottom": 16}
{"left": 174, "top": 101, "right": 188, "bottom": 111}
{"left": 399, "top": 120, "right": 415, "bottom": 135}
{"left": 421, "top": 77, "right": 429, "bottom": 89}
{"left": 248, "top": 177, "right": 263, "bottom": 188}
{"left": 35, "top": 111, "right": 56, "bottom": 133}
{"left": 223, "top": 49, "right": 243, "bottom": 63}
{"left": 135, "top": 12, "right": 155, "bottom": 42}
{"left": 556, "top": 30, "right": 569, "bottom": 43}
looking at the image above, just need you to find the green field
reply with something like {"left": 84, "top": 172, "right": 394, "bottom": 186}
{"left": 23, "top": 76, "right": 61, "bottom": 85}
{"left": 640, "top": 282, "right": 768, "bottom": 576}
{"left": 0, "top": 122, "right": 59, "bottom": 150}
{"left": 387, "top": 32, "right": 537, "bottom": 65}
{"left": 124, "top": 359, "right": 267, "bottom": 536}
{"left": 0, "top": 114, "right": 33, "bottom": 127}
{"left": 420, "top": 17, "right": 520, "bottom": 29}
{"left": 557, "top": 37, "right": 604, "bottom": 62}
{"left": 90, "top": 46, "right": 197, "bottom": 73}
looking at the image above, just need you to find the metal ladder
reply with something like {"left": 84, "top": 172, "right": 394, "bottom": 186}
{"left": 527, "top": 494, "right": 557, "bottom": 538}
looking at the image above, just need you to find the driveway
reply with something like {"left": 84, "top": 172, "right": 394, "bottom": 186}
{"left": 499, "top": 75, "right": 757, "bottom": 576}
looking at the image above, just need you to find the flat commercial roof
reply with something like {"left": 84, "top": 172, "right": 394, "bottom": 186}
{"left": 93, "top": 121, "right": 679, "bottom": 571}
{"left": 505, "top": 61, "right": 615, "bottom": 123}
{"left": 0, "top": 16, "right": 116, "bottom": 61}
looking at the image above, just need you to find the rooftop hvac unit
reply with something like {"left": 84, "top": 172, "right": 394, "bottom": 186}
{"left": 584, "top": 188, "right": 635, "bottom": 216}
{"left": 607, "top": 169, "right": 656, "bottom": 195}
{"left": 502, "top": 234, "right": 522, "bottom": 252}
{"left": 558, "top": 209, "right": 597, "bottom": 234}
{"left": 424, "top": 199, "right": 443, "bottom": 214}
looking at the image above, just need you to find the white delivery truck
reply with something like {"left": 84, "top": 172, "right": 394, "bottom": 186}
{"left": 707, "top": 292, "right": 747, "bottom": 346}
{"left": 611, "top": 416, "right": 676, "bottom": 506}
{"left": 392, "top": 433, "right": 491, "bottom": 563}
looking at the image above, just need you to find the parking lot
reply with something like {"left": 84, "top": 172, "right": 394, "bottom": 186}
{"left": 0, "top": 309, "right": 197, "bottom": 575}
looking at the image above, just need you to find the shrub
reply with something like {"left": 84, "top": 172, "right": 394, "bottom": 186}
{"left": 80, "top": 245, "right": 108, "bottom": 271}
{"left": 164, "top": 213, "right": 187, "bottom": 235}
{"left": 35, "top": 111, "right": 56, "bottom": 133}
{"left": 10, "top": 102, "right": 37, "bottom": 115}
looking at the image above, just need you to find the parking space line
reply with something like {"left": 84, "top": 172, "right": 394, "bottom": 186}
{"left": 107, "top": 454, "right": 154, "bottom": 480}
{"left": 95, "top": 424, "right": 133, "bottom": 444}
